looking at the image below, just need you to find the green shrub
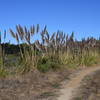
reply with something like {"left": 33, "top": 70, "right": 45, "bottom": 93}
{"left": 0, "top": 68, "right": 8, "bottom": 77}
{"left": 37, "top": 56, "right": 60, "bottom": 72}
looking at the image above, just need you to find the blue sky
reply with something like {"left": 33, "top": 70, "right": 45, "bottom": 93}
{"left": 0, "top": 0, "right": 100, "bottom": 43}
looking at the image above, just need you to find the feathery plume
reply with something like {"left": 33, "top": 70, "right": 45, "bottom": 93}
{"left": 9, "top": 29, "right": 16, "bottom": 38}
{"left": 43, "top": 25, "right": 47, "bottom": 33}
{"left": 24, "top": 26, "right": 28, "bottom": 36}
{"left": 30, "top": 25, "right": 35, "bottom": 36}
{"left": 4, "top": 30, "right": 6, "bottom": 41}
{"left": 36, "top": 24, "right": 40, "bottom": 33}
{"left": 50, "top": 32, "right": 55, "bottom": 41}
{"left": 15, "top": 33, "right": 19, "bottom": 43}
{"left": 16, "top": 25, "right": 24, "bottom": 40}
{"left": 46, "top": 30, "right": 49, "bottom": 40}
{"left": 45, "top": 37, "right": 49, "bottom": 44}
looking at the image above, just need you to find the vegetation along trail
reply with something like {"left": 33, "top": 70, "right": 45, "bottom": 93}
{"left": 57, "top": 66, "right": 100, "bottom": 100}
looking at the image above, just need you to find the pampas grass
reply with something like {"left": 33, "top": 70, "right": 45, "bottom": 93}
{"left": 0, "top": 24, "right": 100, "bottom": 74}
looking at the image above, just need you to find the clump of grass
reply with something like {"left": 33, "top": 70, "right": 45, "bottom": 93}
{"left": 0, "top": 31, "right": 7, "bottom": 77}
{"left": 39, "top": 91, "right": 55, "bottom": 98}
{"left": 51, "top": 83, "right": 61, "bottom": 89}
{"left": 59, "top": 50, "right": 100, "bottom": 68}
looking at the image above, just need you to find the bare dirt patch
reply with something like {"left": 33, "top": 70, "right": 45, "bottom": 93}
{"left": 0, "top": 68, "right": 73, "bottom": 100}
{"left": 57, "top": 66, "right": 100, "bottom": 100}
{"left": 73, "top": 70, "right": 100, "bottom": 100}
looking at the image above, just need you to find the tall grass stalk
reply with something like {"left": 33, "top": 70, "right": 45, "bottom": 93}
{"left": 7, "top": 25, "right": 100, "bottom": 73}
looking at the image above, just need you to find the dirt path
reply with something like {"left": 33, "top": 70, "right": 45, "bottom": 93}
{"left": 57, "top": 66, "right": 100, "bottom": 100}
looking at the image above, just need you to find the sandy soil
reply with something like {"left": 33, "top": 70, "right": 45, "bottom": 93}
{"left": 57, "top": 66, "right": 100, "bottom": 100}
{"left": 73, "top": 70, "right": 100, "bottom": 100}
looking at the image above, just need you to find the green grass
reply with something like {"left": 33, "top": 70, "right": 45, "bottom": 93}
{"left": 0, "top": 68, "right": 9, "bottom": 77}
{"left": 59, "top": 51, "right": 100, "bottom": 69}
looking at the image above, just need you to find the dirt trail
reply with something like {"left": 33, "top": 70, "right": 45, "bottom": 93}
{"left": 57, "top": 66, "right": 100, "bottom": 100}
